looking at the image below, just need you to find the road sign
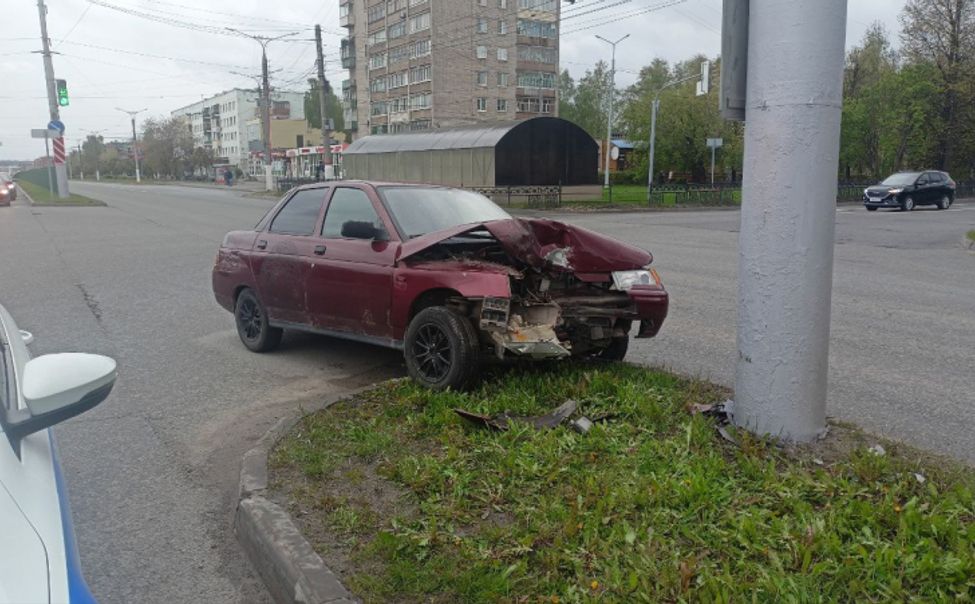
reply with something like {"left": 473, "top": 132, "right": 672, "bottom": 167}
{"left": 31, "top": 128, "right": 60, "bottom": 139}
{"left": 47, "top": 119, "right": 65, "bottom": 134}
{"left": 707, "top": 137, "right": 724, "bottom": 149}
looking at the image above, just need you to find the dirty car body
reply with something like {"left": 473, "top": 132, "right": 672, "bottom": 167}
{"left": 212, "top": 182, "right": 668, "bottom": 388}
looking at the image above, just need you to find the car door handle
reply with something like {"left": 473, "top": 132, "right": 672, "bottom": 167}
{"left": 256, "top": 239, "right": 267, "bottom": 250}
{"left": 313, "top": 245, "right": 326, "bottom": 255}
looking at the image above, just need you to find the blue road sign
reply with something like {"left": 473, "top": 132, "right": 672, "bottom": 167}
{"left": 47, "top": 120, "right": 65, "bottom": 134}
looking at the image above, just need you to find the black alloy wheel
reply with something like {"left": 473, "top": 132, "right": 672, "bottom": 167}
{"left": 901, "top": 196, "right": 915, "bottom": 212}
{"left": 235, "top": 289, "right": 282, "bottom": 352}
{"left": 404, "top": 307, "right": 480, "bottom": 390}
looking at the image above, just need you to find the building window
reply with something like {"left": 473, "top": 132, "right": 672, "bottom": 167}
{"left": 369, "top": 53, "right": 388, "bottom": 70}
{"left": 388, "top": 70, "right": 408, "bottom": 88}
{"left": 388, "top": 22, "right": 406, "bottom": 39}
{"left": 479, "top": 0, "right": 487, "bottom": 5}
{"left": 409, "top": 12, "right": 430, "bottom": 33}
{"left": 517, "top": 19, "right": 557, "bottom": 38}
{"left": 476, "top": 45, "right": 487, "bottom": 59}
{"left": 410, "top": 92, "right": 431, "bottom": 109}
{"left": 368, "top": 3, "right": 386, "bottom": 23}
{"left": 476, "top": 97, "right": 487, "bottom": 112}
{"left": 477, "top": 18, "right": 487, "bottom": 34}
{"left": 371, "top": 101, "right": 388, "bottom": 116}
{"left": 410, "top": 119, "right": 431, "bottom": 131}
{"left": 497, "top": 99, "right": 508, "bottom": 112}
{"left": 517, "top": 45, "right": 557, "bottom": 64}
{"left": 518, "top": 0, "right": 556, "bottom": 10}
{"left": 497, "top": 72, "right": 509, "bottom": 87}
{"left": 498, "top": 19, "right": 508, "bottom": 34}
{"left": 498, "top": 0, "right": 507, "bottom": 7}
{"left": 517, "top": 71, "right": 556, "bottom": 89}
{"left": 370, "top": 76, "right": 387, "bottom": 92}
{"left": 477, "top": 71, "right": 488, "bottom": 86}
{"left": 368, "top": 30, "right": 387, "bottom": 46}
{"left": 409, "top": 64, "right": 431, "bottom": 83}
{"left": 497, "top": 48, "right": 508, "bottom": 61}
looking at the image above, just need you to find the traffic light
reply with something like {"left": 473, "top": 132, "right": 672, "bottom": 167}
{"left": 56, "top": 79, "right": 69, "bottom": 106}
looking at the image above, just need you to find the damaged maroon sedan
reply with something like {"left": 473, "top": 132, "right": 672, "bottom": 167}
{"left": 212, "top": 182, "right": 668, "bottom": 389}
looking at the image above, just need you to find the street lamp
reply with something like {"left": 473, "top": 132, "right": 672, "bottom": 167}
{"left": 646, "top": 60, "right": 710, "bottom": 202}
{"left": 595, "top": 34, "right": 629, "bottom": 191}
{"left": 116, "top": 107, "right": 147, "bottom": 183}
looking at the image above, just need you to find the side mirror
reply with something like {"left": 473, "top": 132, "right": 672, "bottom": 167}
{"left": 4, "top": 353, "right": 117, "bottom": 442}
{"left": 341, "top": 220, "right": 385, "bottom": 240}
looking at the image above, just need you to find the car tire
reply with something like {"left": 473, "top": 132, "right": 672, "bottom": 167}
{"left": 938, "top": 194, "right": 951, "bottom": 210}
{"left": 234, "top": 289, "right": 282, "bottom": 352}
{"left": 404, "top": 307, "right": 480, "bottom": 390}
{"left": 866, "top": 206, "right": 877, "bottom": 211}
{"left": 598, "top": 336, "right": 630, "bottom": 361}
{"left": 901, "top": 196, "right": 915, "bottom": 212}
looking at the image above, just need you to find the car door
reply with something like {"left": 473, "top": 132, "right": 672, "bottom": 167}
{"left": 249, "top": 188, "right": 329, "bottom": 325}
{"left": 928, "top": 171, "right": 947, "bottom": 201}
{"left": 305, "top": 186, "right": 399, "bottom": 340}
{"left": 915, "top": 172, "right": 934, "bottom": 203}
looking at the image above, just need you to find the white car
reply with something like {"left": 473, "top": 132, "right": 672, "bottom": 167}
{"left": 0, "top": 303, "right": 117, "bottom": 603}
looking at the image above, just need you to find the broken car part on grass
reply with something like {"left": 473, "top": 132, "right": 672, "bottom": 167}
{"left": 454, "top": 399, "right": 605, "bottom": 434}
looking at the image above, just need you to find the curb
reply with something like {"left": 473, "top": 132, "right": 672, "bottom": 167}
{"left": 236, "top": 390, "right": 368, "bottom": 604}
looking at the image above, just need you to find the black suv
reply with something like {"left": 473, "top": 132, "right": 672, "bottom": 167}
{"left": 863, "top": 171, "right": 955, "bottom": 211}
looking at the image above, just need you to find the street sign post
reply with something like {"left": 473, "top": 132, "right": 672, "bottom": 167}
{"left": 31, "top": 127, "right": 62, "bottom": 196}
{"left": 706, "top": 138, "right": 724, "bottom": 186}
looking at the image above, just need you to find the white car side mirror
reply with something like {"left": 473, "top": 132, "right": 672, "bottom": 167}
{"left": 5, "top": 353, "right": 117, "bottom": 442}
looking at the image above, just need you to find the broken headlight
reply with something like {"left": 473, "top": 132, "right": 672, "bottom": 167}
{"left": 612, "top": 268, "right": 659, "bottom": 290}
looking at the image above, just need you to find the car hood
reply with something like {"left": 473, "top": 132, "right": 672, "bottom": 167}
{"left": 866, "top": 185, "right": 902, "bottom": 195}
{"left": 397, "top": 218, "right": 652, "bottom": 272}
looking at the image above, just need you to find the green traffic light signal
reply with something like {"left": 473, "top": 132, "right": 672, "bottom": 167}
{"left": 56, "top": 79, "right": 69, "bottom": 107}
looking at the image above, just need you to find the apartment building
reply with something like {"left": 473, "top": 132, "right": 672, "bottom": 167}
{"left": 172, "top": 88, "right": 306, "bottom": 167}
{"left": 340, "top": 0, "right": 562, "bottom": 137}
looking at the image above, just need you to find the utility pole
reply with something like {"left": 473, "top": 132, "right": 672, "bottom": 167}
{"left": 35, "top": 0, "right": 69, "bottom": 198}
{"left": 314, "top": 25, "right": 333, "bottom": 173}
{"left": 227, "top": 29, "right": 296, "bottom": 191}
{"left": 77, "top": 141, "right": 84, "bottom": 180}
{"left": 116, "top": 107, "right": 146, "bottom": 182}
{"left": 732, "top": 0, "right": 848, "bottom": 441}
{"left": 595, "top": 34, "right": 629, "bottom": 190}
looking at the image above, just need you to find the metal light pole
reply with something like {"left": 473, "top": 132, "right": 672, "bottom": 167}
{"left": 227, "top": 29, "right": 297, "bottom": 191}
{"left": 646, "top": 64, "right": 709, "bottom": 203}
{"left": 596, "top": 34, "right": 629, "bottom": 190}
{"left": 733, "top": 0, "right": 848, "bottom": 442}
{"left": 116, "top": 107, "right": 146, "bottom": 182}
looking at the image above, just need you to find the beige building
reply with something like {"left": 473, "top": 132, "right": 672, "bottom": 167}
{"left": 340, "top": 0, "right": 562, "bottom": 137}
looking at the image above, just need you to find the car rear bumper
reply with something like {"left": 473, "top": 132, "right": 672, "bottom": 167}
{"left": 628, "top": 286, "right": 669, "bottom": 338}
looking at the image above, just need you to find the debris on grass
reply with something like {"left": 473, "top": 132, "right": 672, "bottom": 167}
{"left": 270, "top": 364, "right": 975, "bottom": 603}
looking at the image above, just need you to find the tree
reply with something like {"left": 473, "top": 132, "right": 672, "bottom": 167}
{"left": 899, "top": 0, "right": 975, "bottom": 171}
{"left": 304, "top": 79, "right": 345, "bottom": 138}
{"left": 560, "top": 60, "right": 615, "bottom": 139}
{"left": 80, "top": 135, "right": 105, "bottom": 177}
{"left": 557, "top": 69, "right": 577, "bottom": 123}
{"left": 190, "top": 146, "right": 215, "bottom": 177}
{"left": 140, "top": 116, "right": 194, "bottom": 179}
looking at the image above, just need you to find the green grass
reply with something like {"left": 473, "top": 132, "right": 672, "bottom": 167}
{"left": 271, "top": 364, "right": 975, "bottom": 603}
{"left": 566, "top": 185, "right": 742, "bottom": 209}
{"left": 967, "top": 229, "right": 975, "bottom": 243}
{"left": 17, "top": 179, "right": 105, "bottom": 206}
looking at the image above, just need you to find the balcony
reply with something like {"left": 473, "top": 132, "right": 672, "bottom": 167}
{"left": 341, "top": 38, "right": 356, "bottom": 69}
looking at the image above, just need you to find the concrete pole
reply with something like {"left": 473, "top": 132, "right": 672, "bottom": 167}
{"left": 131, "top": 117, "right": 141, "bottom": 183}
{"left": 261, "top": 46, "right": 274, "bottom": 191}
{"left": 710, "top": 145, "right": 716, "bottom": 186}
{"left": 315, "top": 25, "right": 333, "bottom": 172}
{"left": 733, "top": 0, "right": 848, "bottom": 442}
{"left": 646, "top": 99, "right": 658, "bottom": 201}
{"left": 596, "top": 34, "right": 628, "bottom": 190}
{"left": 36, "top": 0, "right": 69, "bottom": 198}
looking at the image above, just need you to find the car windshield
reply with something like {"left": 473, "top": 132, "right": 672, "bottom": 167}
{"left": 380, "top": 187, "right": 512, "bottom": 238}
{"left": 881, "top": 173, "right": 920, "bottom": 186}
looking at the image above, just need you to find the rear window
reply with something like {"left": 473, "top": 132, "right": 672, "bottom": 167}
{"left": 269, "top": 189, "right": 326, "bottom": 235}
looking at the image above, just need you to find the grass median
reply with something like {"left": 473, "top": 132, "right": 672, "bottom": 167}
{"left": 17, "top": 179, "right": 105, "bottom": 206}
{"left": 270, "top": 363, "right": 975, "bottom": 603}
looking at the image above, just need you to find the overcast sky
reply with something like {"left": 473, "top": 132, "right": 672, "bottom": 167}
{"left": 1, "top": 0, "right": 903, "bottom": 160}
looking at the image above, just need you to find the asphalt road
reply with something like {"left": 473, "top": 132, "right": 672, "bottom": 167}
{"left": 0, "top": 182, "right": 972, "bottom": 602}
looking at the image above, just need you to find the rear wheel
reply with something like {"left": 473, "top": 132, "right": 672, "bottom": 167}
{"left": 901, "top": 196, "right": 915, "bottom": 212}
{"left": 597, "top": 336, "right": 630, "bottom": 361}
{"left": 938, "top": 194, "right": 951, "bottom": 210}
{"left": 235, "top": 289, "right": 282, "bottom": 352}
{"left": 404, "top": 307, "right": 480, "bottom": 390}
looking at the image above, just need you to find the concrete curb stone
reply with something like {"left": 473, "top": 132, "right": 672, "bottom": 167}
{"left": 236, "top": 388, "right": 373, "bottom": 604}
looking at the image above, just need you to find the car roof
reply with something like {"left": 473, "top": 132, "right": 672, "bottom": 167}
{"left": 293, "top": 180, "right": 455, "bottom": 193}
